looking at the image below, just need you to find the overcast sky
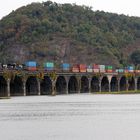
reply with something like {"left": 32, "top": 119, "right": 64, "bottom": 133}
{"left": 0, "top": 0, "right": 140, "bottom": 19}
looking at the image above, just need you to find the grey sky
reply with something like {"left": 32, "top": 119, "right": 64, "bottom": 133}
{"left": 0, "top": 0, "right": 140, "bottom": 19}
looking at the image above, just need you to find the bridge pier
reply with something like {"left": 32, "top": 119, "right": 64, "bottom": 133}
{"left": 108, "top": 75, "right": 112, "bottom": 92}
{"left": 37, "top": 80, "right": 41, "bottom": 96}
{"left": 7, "top": 79, "right": 10, "bottom": 97}
{"left": 126, "top": 79, "right": 129, "bottom": 91}
{"left": 66, "top": 77, "right": 69, "bottom": 94}
{"left": 23, "top": 81, "right": 26, "bottom": 96}
{"left": 88, "top": 77, "right": 91, "bottom": 93}
{"left": 78, "top": 77, "right": 81, "bottom": 94}
{"left": 1, "top": 71, "right": 140, "bottom": 97}
{"left": 99, "top": 80, "right": 101, "bottom": 92}
{"left": 118, "top": 80, "right": 120, "bottom": 92}
{"left": 51, "top": 80, "right": 56, "bottom": 96}
{"left": 135, "top": 78, "right": 138, "bottom": 91}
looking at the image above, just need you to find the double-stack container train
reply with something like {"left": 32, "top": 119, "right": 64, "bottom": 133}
{"left": 0, "top": 61, "right": 139, "bottom": 74}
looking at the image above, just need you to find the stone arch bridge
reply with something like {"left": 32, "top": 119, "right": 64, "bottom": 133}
{"left": 0, "top": 70, "right": 140, "bottom": 97}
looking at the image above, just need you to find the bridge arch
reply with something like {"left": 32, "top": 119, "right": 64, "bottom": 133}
{"left": 128, "top": 76, "right": 135, "bottom": 91}
{"left": 10, "top": 76, "right": 23, "bottom": 96}
{"left": 68, "top": 76, "right": 78, "bottom": 94}
{"left": 0, "top": 76, "right": 7, "bottom": 97}
{"left": 137, "top": 77, "right": 140, "bottom": 90}
{"left": 26, "top": 76, "right": 38, "bottom": 95}
{"left": 101, "top": 76, "right": 109, "bottom": 92}
{"left": 40, "top": 76, "right": 52, "bottom": 95}
{"left": 110, "top": 76, "right": 118, "bottom": 92}
{"left": 56, "top": 76, "right": 67, "bottom": 94}
{"left": 91, "top": 76, "right": 99, "bottom": 92}
{"left": 80, "top": 76, "right": 89, "bottom": 93}
{"left": 120, "top": 76, "right": 127, "bottom": 91}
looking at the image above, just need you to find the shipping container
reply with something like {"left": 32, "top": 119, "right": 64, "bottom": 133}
{"left": 25, "top": 61, "right": 37, "bottom": 67}
{"left": 93, "top": 64, "right": 99, "bottom": 69}
{"left": 72, "top": 65, "right": 79, "bottom": 72}
{"left": 116, "top": 69, "right": 124, "bottom": 73}
{"left": 99, "top": 65, "right": 105, "bottom": 69}
{"left": 79, "top": 64, "right": 87, "bottom": 72}
{"left": 106, "top": 65, "right": 113, "bottom": 70}
{"left": 93, "top": 69, "right": 100, "bottom": 73}
{"left": 100, "top": 69, "right": 106, "bottom": 73}
{"left": 127, "top": 66, "right": 134, "bottom": 70}
{"left": 44, "top": 62, "right": 54, "bottom": 68}
{"left": 127, "top": 66, "right": 134, "bottom": 72}
{"left": 61, "top": 63, "right": 70, "bottom": 71}
{"left": 106, "top": 69, "right": 113, "bottom": 73}
{"left": 87, "top": 68, "right": 93, "bottom": 73}
{"left": 135, "top": 70, "right": 140, "bottom": 73}
{"left": 72, "top": 68, "right": 79, "bottom": 72}
{"left": 26, "top": 67, "right": 37, "bottom": 71}
{"left": 124, "top": 69, "right": 129, "bottom": 73}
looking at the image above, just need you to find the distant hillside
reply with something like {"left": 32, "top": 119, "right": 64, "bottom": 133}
{"left": 0, "top": 1, "right": 140, "bottom": 67}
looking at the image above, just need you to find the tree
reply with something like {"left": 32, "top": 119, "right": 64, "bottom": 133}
{"left": 130, "top": 50, "right": 140, "bottom": 69}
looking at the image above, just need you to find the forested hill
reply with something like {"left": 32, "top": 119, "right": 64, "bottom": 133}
{"left": 0, "top": 1, "right": 140, "bottom": 67}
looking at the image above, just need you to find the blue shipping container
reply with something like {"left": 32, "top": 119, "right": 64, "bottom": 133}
{"left": 25, "top": 61, "right": 37, "bottom": 67}
{"left": 62, "top": 63, "right": 70, "bottom": 68}
{"left": 128, "top": 66, "right": 134, "bottom": 70}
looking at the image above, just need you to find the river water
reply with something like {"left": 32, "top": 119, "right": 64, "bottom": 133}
{"left": 1, "top": 94, "right": 140, "bottom": 140}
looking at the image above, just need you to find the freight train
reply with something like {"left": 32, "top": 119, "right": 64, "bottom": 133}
{"left": 0, "top": 61, "right": 137, "bottom": 73}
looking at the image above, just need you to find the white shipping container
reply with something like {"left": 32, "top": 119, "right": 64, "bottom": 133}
{"left": 129, "top": 69, "right": 134, "bottom": 72}
{"left": 100, "top": 69, "right": 106, "bottom": 73}
{"left": 99, "top": 65, "right": 105, "bottom": 69}
{"left": 87, "top": 68, "right": 93, "bottom": 73}
{"left": 93, "top": 69, "right": 100, "bottom": 73}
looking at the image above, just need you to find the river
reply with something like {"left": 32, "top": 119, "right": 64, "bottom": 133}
{"left": 0, "top": 94, "right": 140, "bottom": 140}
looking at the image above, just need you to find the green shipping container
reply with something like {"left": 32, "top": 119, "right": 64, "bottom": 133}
{"left": 44, "top": 62, "right": 54, "bottom": 68}
{"left": 106, "top": 66, "right": 113, "bottom": 70}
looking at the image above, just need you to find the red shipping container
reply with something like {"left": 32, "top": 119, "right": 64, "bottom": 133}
{"left": 26, "top": 67, "right": 37, "bottom": 71}
{"left": 124, "top": 70, "right": 128, "bottom": 73}
{"left": 135, "top": 70, "right": 140, "bottom": 73}
{"left": 93, "top": 64, "right": 99, "bottom": 69}
{"left": 72, "top": 65, "right": 79, "bottom": 72}
{"left": 79, "top": 64, "right": 86, "bottom": 68}
{"left": 80, "top": 68, "right": 86, "bottom": 72}
{"left": 106, "top": 69, "right": 113, "bottom": 73}
{"left": 72, "top": 68, "right": 79, "bottom": 72}
{"left": 79, "top": 64, "right": 86, "bottom": 72}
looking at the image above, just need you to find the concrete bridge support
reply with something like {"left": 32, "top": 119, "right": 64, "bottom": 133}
{"left": 23, "top": 80, "right": 26, "bottom": 96}
{"left": 0, "top": 72, "right": 140, "bottom": 97}
{"left": 51, "top": 80, "right": 56, "bottom": 96}
{"left": 7, "top": 79, "right": 10, "bottom": 97}
{"left": 135, "top": 78, "right": 138, "bottom": 91}
{"left": 37, "top": 79, "right": 41, "bottom": 96}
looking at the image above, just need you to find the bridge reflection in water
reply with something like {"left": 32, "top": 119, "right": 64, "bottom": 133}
{"left": 0, "top": 70, "right": 139, "bottom": 97}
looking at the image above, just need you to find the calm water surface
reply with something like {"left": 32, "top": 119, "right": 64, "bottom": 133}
{"left": 0, "top": 94, "right": 140, "bottom": 140}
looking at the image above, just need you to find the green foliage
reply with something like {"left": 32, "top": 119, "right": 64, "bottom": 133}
{"left": 130, "top": 50, "right": 140, "bottom": 68}
{"left": 0, "top": 1, "right": 140, "bottom": 66}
